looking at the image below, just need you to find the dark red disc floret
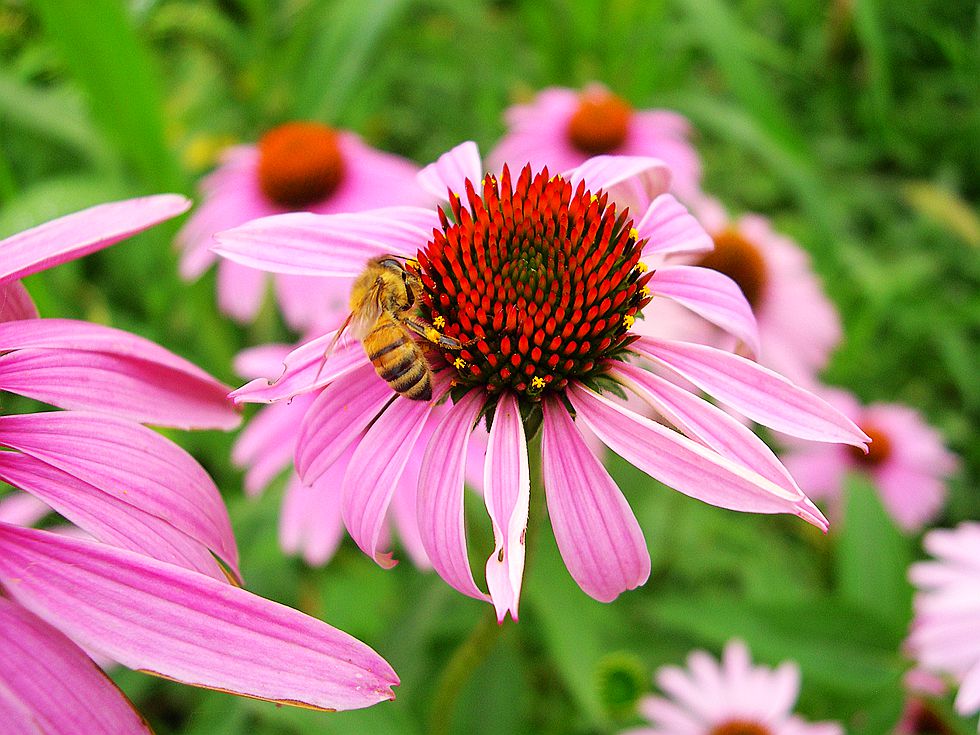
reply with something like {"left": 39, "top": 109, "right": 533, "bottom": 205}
{"left": 414, "top": 164, "right": 652, "bottom": 397}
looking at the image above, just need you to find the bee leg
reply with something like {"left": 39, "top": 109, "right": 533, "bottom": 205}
{"left": 402, "top": 315, "right": 465, "bottom": 350}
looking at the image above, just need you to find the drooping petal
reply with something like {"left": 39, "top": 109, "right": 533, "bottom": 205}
{"left": 233, "top": 343, "right": 292, "bottom": 380}
{"left": 635, "top": 193, "right": 714, "bottom": 256}
{"left": 566, "top": 155, "right": 671, "bottom": 214}
{"left": 540, "top": 399, "right": 650, "bottom": 602}
{"left": 567, "top": 384, "right": 828, "bottom": 529}
{"left": 0, "top": 411, "right": 239, "bottom": 577}
{"left": 0, "top": 452, "right": 226, "bottom": 581}
{"left": 610, "top": 362, "right": 805, "bottom": 500}
{"left": 417, "top": 141, "right": 484, "bottom": 200}
{"left": 212, "top": 207, "right": 436, "bottom": 277}
{"left": 216, "top": 259, "right": 268, "bottom": 324}
{"left": 231, "top": 397, "right": 310, "bottom": 496}
{"left": 229, "top": 331, "right": 369, "bottom": 405}
{"left": 0, "top": 318, "right": 238, "bottom": 430}
{"left": 483, "top": 393, "right": 530, "bottom": 622}
{"left": 296, "top": 364, "right": 393, "bottom": 483}
{"left": 0, "top": 597, "right": 152, "bottom": 734}
{"left": 0, "top": 195, "right": 190, "bottom": 285}
{"left": 0, "top": 281, "right": 38, "bottom": 322}
{"left": 649, "top": 265, "right": 760, "bottom": 357}
{"left": 630, "top": 336, "right": 870, "bottom": 448}
{"left": 417, "top": 390, "right": 490, "bottom": 602}
{"left": 342, "top": 394, "right": 436, "bottom": 568}
{"left": 0, "top": 524, "right": 399, "bottom": 711}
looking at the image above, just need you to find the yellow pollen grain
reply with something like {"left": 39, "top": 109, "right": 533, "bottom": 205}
{"left": 530, "top": 376, "right": 546, "bottom": 390}
{"left": 634, "top": 261, "right": 648, "bottom": 273}
{"left": 453, "top": 357, "right": 467, "bottom": 370}
{"left": 406, "top": 259, "right": 420, "bottom": 269}
{"left": 623, "top": 314, "right": 635, "bottom": 329}
{"left": 590, "top": 194, "right": 598, "bottom": 203}
{"left": 433, "top": 315, "right": 446, "bottom": 328}
{"left": 424, "top": 327, "right": 441, "bottom": 343}
{"left": 640, "top": 285, "right": 651, "bottom": 298}
{"left": 629, "top": 227, "right": 639, "bottom": 240}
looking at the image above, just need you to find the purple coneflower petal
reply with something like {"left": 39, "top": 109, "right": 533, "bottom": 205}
{"left": 234, "top": 343, "right": 292, "bottom": 379}
{"left": 635, "top": 194, "right": 714, "bottom": 257}
{"left": 417, "top": 141, "right": 484, "bottom": 200}
{"left": 230, "top": 331, "right": 369, "bottom": 404}
{"left": 0, "top": 453, "right": 226, "bottom": 581}
{"left": 418, "top": 389, "right": 490, "bottom": 602}
{"left": 0, "top": 195, "right": 190, "bottom": 285}
{"left": 565, "top": 155, "right": 671, "bottom": 212}
{"left": 0, "top": 597, "right": 152, "bottom": 734}
{"left": 216, "top": 259, "right": 268, "bottom": 324}
{"left": 483, "top": 393, "right": 529, "bottom": 621}
{"left": 343, "top": 394, "right": 437, "bottom": 568}
{"left": 0, "top": 524, "right": 399, "bottom": 711}
{"left": 0, "top": 490, "right": 49, "bottom": 526}
{"left": 389, "top": 452, "right": 432, "bottom": 569}
{"left": 568, "top": 385, "right": 828, "bottom": 529}
{"left": 296, "top": 364, "right": 393, "bottom": 482}
{"left": 649, "top": 265, "right": 761, "bottom": 357}
{"left": 541, "top": 399, "right": 650, "bottom": 602}
{"left": 0, "top": 318, "right": 238, "bottom": 430}
{"left": 0, "top": 411, "right": 239, "bottom": 577}
{"left": 0, "top": 281, "right": 39, "bottom": 322}
{"left": 211, "top": 207, "right": 437, "bottom": 277}
{"left": 631, "top": 336, "right": 870, "bottom": 448}
{"left": 610, "top": 362, "right": 803, "bottom": 499}
{"left": 235, "top": 398, "right": 311, "bottom": 497}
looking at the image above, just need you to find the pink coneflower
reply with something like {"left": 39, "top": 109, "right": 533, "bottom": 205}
{"left": 0, "top": 198, "right": 397, "bottom": 729}
{"left": 178, "top": 121, "right": 426, "bottom": 330}
{"left": 625, "top": 640, "right": 843, "bottom": 735}
{"left": 487, "top": 84, "right": 702, "bottom": 201}
{"left": 637, "top": 197, "right": 842, "bottom": 387}
{"left": 213, "top": 142, "right": 868, "bottom": 622}
{"left": 782, "top": 388, "right": 958, "bottom": 532}
{"left": 908, "top": 523, "right": 980, "bottom": 731}
{"left": 231, "top": 343, "right": 431, "bottom": 568}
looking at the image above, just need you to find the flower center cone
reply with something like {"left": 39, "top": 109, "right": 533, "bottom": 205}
{"left": 257, "top": 122, "right": 345, "bottom": 208}
{"left": 567, "top": 89, "right": 632, "bottom": 155}
{"left": 414, "top": 165, "right": 652, "bottom": 398}
{"left": 697, "top": 228, "right": 768, "bottom": 309}
{"left": 849, "top": 421, "right": 892, "bottom": 466}
{"left": 709, "top": 720, "right": 773, "bottom": 735}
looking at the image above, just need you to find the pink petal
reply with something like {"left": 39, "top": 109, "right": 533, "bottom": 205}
{"left": 635, "top": 194, "right": 714, "bottom": 256}
{"left": 540, "top": 398, "right": 650, "bottom": 602}
{"left": 0, "top": 524, "right": 399, "bottom": 711}
{"left": 0, "top": 452, "right": 226, "bottom": 581}
{"left": 342, "top": 395, "right": 437, "bottom": 568}
{"left": 610, "top": 362, "right": 806, "bottom": 502}
{"left": 216, "top": 259, "right": 268, "bottom": 324}
{"left": 566, "top": 155, "right": 671, "bottom": 214}
{"left": 231, "top": 398, "right": 310, "bottom": 496}
{"left": 0, "top": 491, "right": 49, "bottom": 526}
{"left": 417, "top": 141, "right": 484, "bottom": 199}
{"left": 388, "top": 452, "right": 432, "bottom": 569}
{"left": 233, "top": 343, "right": 292, "bottom": 379}
{"left": 230, "top": 331, "right": 369, "bottom": 405}
{"left": 273, "top": 272, "right": 352, "bottom": 333}
{"left": 417, "top": 390, "right": 491, "bottom": 602}
{"left": 0, "top": 195, "right": 190, "bottom": 284}
{"left": 212, "top": 207, "right": 437, "bottom": 277}
{"left": 296, "top": 364, "right": 394, "bottom": 483}
{"left": 0, "top": 411, "right": 239, "bottom": 577}
{"left": 0, "top": 318, "right": 238, "bottom": 430}
{"left": 0, "top": 281, "right": 38, "bottom": 322}
{"left": 567, "top": 384, "right": 828, "bottom": 528}
{"left": 630, "top": 337, "right": 870, "bottom": 447}
{"left": 649, "top": 265, "right": 761, "bottom": 357}
{"left": 483, "top": 393, "right": 530, "bottom": 622}
{"left": 0, "top": 597, "right": 152, "bottom": 734}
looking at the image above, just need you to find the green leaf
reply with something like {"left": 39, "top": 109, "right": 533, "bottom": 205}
{"left": 834, "top": 472, "right": 914, "bottom": 631}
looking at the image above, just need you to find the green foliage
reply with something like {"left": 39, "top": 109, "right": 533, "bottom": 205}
{"left": 2, "top": 0, "right": 977, "bottom": 733}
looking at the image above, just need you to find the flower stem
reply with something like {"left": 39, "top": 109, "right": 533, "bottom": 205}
{"left": 427, "top": 431, "right": 544, "bottom": 735}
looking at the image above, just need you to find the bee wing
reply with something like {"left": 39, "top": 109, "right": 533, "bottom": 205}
{"left": 349, "top": 277, "right": 386, "bottom": 340}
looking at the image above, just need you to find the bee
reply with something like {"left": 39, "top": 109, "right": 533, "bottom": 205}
{"left": 334, "top": 256, "right": 462, "bottom": 401}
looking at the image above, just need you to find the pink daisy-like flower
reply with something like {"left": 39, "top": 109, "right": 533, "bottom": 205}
{"left": 178, "top": 121, "right": 427, "bottom": 330}
{"left": 213, "top": 142, "right": 868, "bottom": 622}
{"left": 626, "top": 640, "right": 843, "bottom": 735}
{"left": 0, "top": 198, "right": 398, "bottom": 730}
{"left": 908, "top": 523, "right": 980, "bottom": 731}
{"left": 782, "top": 387, "right": 958, "bottom": 532}
{"left": 231, "top": 343, "right": 432, "bottom": 568}
{"left": 487, "top": 84, "right": 702, "bottom": 201}
{"left": 637, "top": 197, "right": 842, "bottom": 387}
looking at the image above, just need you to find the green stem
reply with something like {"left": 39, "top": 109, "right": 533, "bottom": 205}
{"left": 427, "top": 429, "right": 545, "bottom": 735}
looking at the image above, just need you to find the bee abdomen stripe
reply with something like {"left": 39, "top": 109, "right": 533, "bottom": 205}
{"left": 380, "top": 354, "right": 417, "bottom": 382}
{"left": 391, "top": 364, "right": 427, "bottom": 391}
{"left": 367, "top": 337, "right": 407, "bottom": 361}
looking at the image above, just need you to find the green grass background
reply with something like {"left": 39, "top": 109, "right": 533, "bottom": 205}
{"left": 0, "top": 0, "right": 977, "bottom": 732}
